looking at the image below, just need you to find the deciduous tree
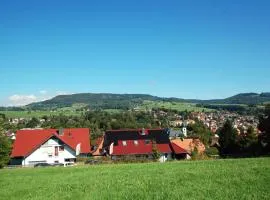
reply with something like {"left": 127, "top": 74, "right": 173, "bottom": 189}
{"left": 0, "top": 117, "right": 11, "bottom": 168}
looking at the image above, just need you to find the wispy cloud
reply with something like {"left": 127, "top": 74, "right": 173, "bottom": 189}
{"left": 8, "top": 94, "right": 38, "bottom": 106}
{"left": 2, "top": 90, "right": 72, "bottom": 106}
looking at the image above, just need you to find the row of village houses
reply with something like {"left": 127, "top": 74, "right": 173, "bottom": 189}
{"left": 10, "top": 128, "right": 205, "bottom": 166}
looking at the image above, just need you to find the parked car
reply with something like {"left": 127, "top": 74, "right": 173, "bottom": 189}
{"left": 34, "top": 163, "right": 52, "bottom": 167}
{"left": 53, "top": 163, "right": 64, "bottom": 167}
{"left": 64, "top": 162, "right": 75, "bottom": 167}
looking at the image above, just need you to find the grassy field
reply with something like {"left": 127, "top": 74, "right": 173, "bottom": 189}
{"left": 0, "top": 110, "right": 83, "bottom": 118}
{"left": 0, "top": 158, "right": 269, "bottom": 200}
{"left": 0, "top": 104, "right": 87, "bottom": 118}
{"left": 139, "top": 100, "right": 214, "bottom": 112}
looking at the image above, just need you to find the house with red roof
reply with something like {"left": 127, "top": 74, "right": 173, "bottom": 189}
{"left": 102, "top": 129, "right": 188, "bottom": 162}
{"left": 10, "top": 128, "right": 90, "bottom": 166}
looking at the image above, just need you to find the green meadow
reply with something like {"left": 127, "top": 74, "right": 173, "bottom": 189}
{"left": 139, "top": 100, "right": 214, "bottom": 112}
{"left": 0, "top": 110, "right": 83, "bottom": 118}
{"left": 0, "top": 158, "right": 269, "bottom": 200}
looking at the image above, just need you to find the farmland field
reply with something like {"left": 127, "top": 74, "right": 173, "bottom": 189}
{"left": 139, "top": 100, "right": 214, "bottom": 112}
{"left": 0, "top": 110, "right": 83, "bottom": 118}
{"left": 0, "top": 158, "right": 270, "bottom": 200}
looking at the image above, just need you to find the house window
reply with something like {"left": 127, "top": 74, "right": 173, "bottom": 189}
{"left": 145, "top": 140, "right": 150, "bottom": 144}
{"left": 122, "top": 141, "right": 127, "bottom": 146}
{"left": 134, "top": 140, "right": 138, "bottom": 145}
{"left": 59, "top": 146, "right": 64, "bottom": 151}
{"left": 55, "top": 146, "right": 59, "bottom": 156}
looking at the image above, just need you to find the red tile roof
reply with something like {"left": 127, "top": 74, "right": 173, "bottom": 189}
{"left": 171, "top": 138, "right": 205, "bottom": 154}
{"left": 111, "top": 139, "right": 187, "bottom": 156}
{"left": 171, "top": 142, "right": 189, "bottom": 154}
{"left": 11, "top": 128, "right": 90, "bottom": 158}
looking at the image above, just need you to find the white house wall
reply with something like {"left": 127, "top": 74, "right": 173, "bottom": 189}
{"left": 23, "top": 138, "right": 76, "bottom": 166}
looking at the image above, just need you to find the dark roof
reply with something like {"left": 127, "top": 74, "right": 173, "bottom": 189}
{"left": 169, "top": 129, "right": 182, "bottom": 137}
{"left": 103, "top": 129, "right": 170, "bottom": 147}
{"left": 103, "top": 129, "right": 187, "bottom": 156}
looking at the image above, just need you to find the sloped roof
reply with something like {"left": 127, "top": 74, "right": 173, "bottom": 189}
{"left": 170, "top": 142, "right": 189, "bottom": 154}
{"left": 11, "top": 128, "right": 90, "bottom": 157}
{"left": 111, "top": 139, "right": 187, "bottom": 156}
{"left": 171, "top": 138, "right": 205, "bottom": 154}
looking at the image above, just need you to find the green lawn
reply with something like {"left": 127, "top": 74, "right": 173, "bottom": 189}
{"left": 0, "top": 158, "right": 270, "bottom": 200}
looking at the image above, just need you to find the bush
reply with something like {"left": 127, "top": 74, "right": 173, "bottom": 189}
{"left": 76, "top": 157, "right": 89, "bottom": 163}
{"left": 205, "top": 147, "right": 219, "bottom": 157}
{"left": 0, "top": 135, "right": 11, "bottom": 168}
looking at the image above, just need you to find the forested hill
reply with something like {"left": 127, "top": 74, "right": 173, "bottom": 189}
{"left": 27, "top": 93, "right": 186, "bottom": 110}
{"left": 193, "top": 93, "right": 270, "bottom": 105}
{"left": 24, "top": 92, "right": 270, "bottom": 110}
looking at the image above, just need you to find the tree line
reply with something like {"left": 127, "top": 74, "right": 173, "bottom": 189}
{"left": 218, "top": 104, "right": 270, "bottom": 157}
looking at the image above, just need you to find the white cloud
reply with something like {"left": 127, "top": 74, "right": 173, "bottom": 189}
{"left": 3, "top": 90, "right": 72, "bottom": 106}
{"left": 8, "top": 95, "right": 38, "bottom": 106}
{"left": 39, "top": 90, "right": 47, "bottom": 95}
{"left": 7, "top": 93, "right": 53, "bottom": 106}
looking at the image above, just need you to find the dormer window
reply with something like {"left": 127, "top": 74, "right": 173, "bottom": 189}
{"left": 122, "top": 141, "right": 127, "bottom": 146}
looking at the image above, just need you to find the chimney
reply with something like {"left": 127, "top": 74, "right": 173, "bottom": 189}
{"left": 58, "top": 128, "right": 64, "bottom": 136}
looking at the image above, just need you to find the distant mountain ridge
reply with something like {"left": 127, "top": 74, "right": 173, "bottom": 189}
{"left": 25, "top": 92, "right": 270, "bottom": 110}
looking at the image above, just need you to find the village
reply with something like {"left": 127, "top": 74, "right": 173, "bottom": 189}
{"left": 3, "top": 107, "right": 260, "bottom": 168}
{"left": 171, "top": 111, "right": 259, "bottom": 134}
{"left": 9, "top": 127, "right": 204, "bottom": 167}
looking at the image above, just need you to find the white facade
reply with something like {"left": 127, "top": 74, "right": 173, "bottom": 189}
{"left": 22, "top": 138, "right": 76, "bottom": 166}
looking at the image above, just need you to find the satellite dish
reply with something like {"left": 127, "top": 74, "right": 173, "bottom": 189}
{"left": 76, "top": 143, "right": 81, "bottom": 156}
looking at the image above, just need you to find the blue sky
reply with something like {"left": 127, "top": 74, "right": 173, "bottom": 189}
{"left": 1, "top": 0, "right": 270, "bottom": 106}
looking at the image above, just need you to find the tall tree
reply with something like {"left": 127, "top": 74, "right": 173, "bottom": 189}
{"left": 0, "top": 117, "right": 11, "bottom": 168}
{"left": 218, "top": 120, "right": 238, "bottom": 156}
{"left": 26, "top": 117, "right": 40, "bottom": 128}
{"left": 258, "top": 104, "right": 270, "bottom": 153}
{"left": 187, "top": 120, "right": 212, "bottom": 146}
{"left": 238, "top": 126, "right": 258, "bottom": 154}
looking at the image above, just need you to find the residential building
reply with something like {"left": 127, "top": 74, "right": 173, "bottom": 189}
{"left": 10, "top": 128, "right": 90, "bottom": 166}
{"left": 171, "top": 138, "right": 206, "bottom": 156}
{"left": 102, "top": 129, "right": 189, "bottom": 162}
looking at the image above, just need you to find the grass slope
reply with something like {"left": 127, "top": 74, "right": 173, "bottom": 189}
{"left": 1, "top": 158, "right": 270, "bottom": 200}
